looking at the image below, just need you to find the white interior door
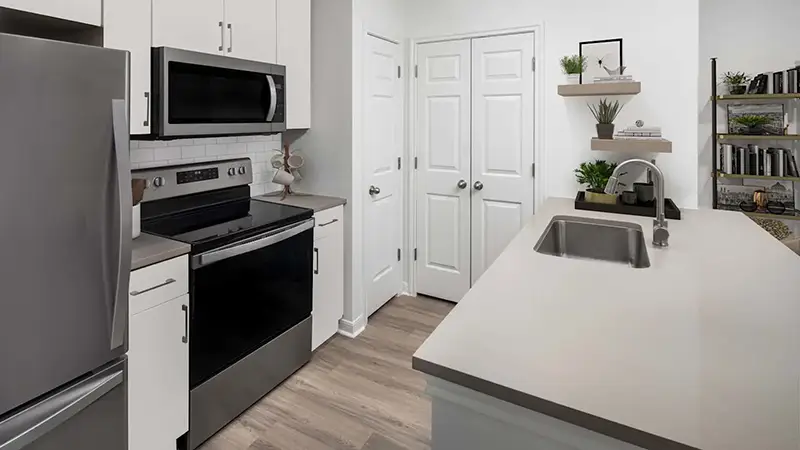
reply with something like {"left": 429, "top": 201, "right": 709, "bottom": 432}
{"left": 470, "top": 33, "right": 535, "bottom": 282}
{"left": 364, "top": 35, "right": 403, "bottom": 317}
{"left": 415, "top": 40, "right": 472, "bottom": 303}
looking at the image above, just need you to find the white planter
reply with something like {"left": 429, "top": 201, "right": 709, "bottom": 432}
{"left": 566, "top": 74, "right": 580, "bottom": 84}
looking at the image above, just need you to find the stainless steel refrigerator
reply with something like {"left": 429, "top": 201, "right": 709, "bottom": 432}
{"left": 0, "top": 33, "right": 131, "bottom": 449}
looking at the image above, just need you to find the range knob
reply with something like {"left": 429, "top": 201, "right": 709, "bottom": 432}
{"left": 228, "top": 167, "right": 237, "bottom": 176}
{"left": 238, "top": 166, "right": 247, "bottom": 175}
{"left": 152, "top": 176, "right": 165, "bottom": 188}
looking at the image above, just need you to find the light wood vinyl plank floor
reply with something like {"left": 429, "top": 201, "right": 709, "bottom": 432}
{"left": 199, "top": 295, "right": 454, "bottom": 450}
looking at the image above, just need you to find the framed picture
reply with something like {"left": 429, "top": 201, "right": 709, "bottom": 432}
{"left": 579, "top": 38, "right": 623, "bottom": 84}
{"left": 726, "top": 103, "right": 785, "bottom": 136}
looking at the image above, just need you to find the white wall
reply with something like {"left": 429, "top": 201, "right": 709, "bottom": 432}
{"left": 405, "top": 0, "right": 701, "bottom": 208}
{"left": 698, "top": 0, "right": 800, "bottom": 208}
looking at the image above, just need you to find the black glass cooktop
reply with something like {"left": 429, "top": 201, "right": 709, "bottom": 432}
{"left": 142, "top": 195, "right": 313, "bottom": 253}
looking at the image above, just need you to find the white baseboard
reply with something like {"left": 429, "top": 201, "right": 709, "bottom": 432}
{"left": 338, "top": 315, "right": 366, "bottom": 338}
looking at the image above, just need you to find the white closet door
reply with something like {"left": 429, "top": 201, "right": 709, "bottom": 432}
{"left": 471, "top": 33, "right": 535, "bottom": 283}
{"left": 364, "top": 35, "right": 403, "bottom": 316}
{"left": 415, "top": 40, "right": 472, "bottom": 303}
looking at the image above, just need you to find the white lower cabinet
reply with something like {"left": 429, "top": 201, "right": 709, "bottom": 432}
{"left": 129, "top": 256, "right": 189, "bottom": 450}
{"left": 312, "top": 206, "right": 344, "bottom": 350}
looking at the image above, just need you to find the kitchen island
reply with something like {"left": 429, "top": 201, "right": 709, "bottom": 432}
{"left": 413, "top": 198, "right": 800, "bottom": 450}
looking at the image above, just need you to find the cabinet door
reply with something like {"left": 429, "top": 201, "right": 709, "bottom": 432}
{"left": 224, "top": 0, "right": 277, "bottom": 63}
{"left": 104, "top": 0, "right": 152, "bottom": 135}
{"left": 277, "top": 0, "right": 310, "bottom": 129}
{"left": 152, "top": 0, "right": 225, "bottom": 55}
{"left": 0, "top": 0, "right": 100, "bottom": 25}
{"left": 129, "top": 295, "right": 189, "bottom": 450}
{"left": 312, "top": 222, "right": 344, "bottom": 350}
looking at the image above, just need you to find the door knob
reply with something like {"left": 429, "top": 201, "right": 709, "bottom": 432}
{"left": 369, "top": 185, "right": 381, "bottom": 195}
{"left": 457, "top": 180, "right": 468, "bottom": 189}
{"left": 474, "top": 181, "right": 484, "bottom": 191}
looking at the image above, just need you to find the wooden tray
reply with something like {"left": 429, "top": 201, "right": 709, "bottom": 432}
{"left": 574, "top": 192, "right": 682, "bottom": 220}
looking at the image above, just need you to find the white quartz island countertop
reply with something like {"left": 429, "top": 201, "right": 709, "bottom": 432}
{"left": 413, "top": 198, "right": 800, "bottom": 450}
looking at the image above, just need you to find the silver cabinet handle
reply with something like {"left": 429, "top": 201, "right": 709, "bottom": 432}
{"left": 227, "top": 23, "right": 233, "bottom": 53}
{"left": 143, "top": 92, "right": 150, "bottom": 127}
{"left": 474, "top": 181, "right": 484, "bottom": 191}
{"left": 218, "top": 21, "right": 224, "bottom": 52}
{"left": 130, "top": 278, "right": 176, "bottom": 296}
{"left": 318, "top": 218, "right": 339, "bottom": 227}
{"left": 457, "top": 180, "right": 467, "bottom": 189}
{"left": 313, "top": 248, "right": 319, "bottom": 275}
{"left": 181, "top": 304, "right": 189, "bottom": 344}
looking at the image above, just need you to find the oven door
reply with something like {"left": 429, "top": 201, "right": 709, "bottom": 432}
{"left": 189, "top": 218, "right": 313, "bottom": 389}
{"left": 152, "top": 47, "right": 286, "bottom": 138}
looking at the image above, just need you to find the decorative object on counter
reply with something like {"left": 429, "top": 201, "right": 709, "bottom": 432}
{"left": 132, "top": 178, "right": 146, "bottom": 239}
{"left": 269, "top": 145, "right": 307, "bottom": 199}
{"left": 574, "top": 192, "right": 682, "bottom": 220}
{"left": 747, "top": 74, "right": 769, "bottom": 95}
{"left": 726, "top": 103, "right": 785, "bottom": 136}
{"left": 620, "top": 191, "right": 638, "bottom": 205}
{"left": 579, "top": 38, "right": 622, "bottom": 84}
{"left": 587, "top": 98, "right": 623, "bottom": 139}
{"left": 752, "top": 217, "right": 792, "bottom": 241}
{"left": 633, "top": 182, "right": 655, "bottom": 205}
{"left": 574, "top": 159, "right": 624, "bottom": 204}
{"left": 560, "top": 54, "right": 586, "bottom": 84}
{"left": 721, "top": 71, "right": 751, "bottom": 95}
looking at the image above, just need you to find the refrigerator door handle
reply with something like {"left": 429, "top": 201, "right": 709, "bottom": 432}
{"left": 110, "top": 99, "right": 132, "bottom": 350}
{"left": 0, "top": 368, "right": 123, "bottom": 450}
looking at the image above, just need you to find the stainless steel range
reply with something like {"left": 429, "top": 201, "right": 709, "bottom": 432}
{"left": 134, "top": 159, "right": 313, "bottom": 449}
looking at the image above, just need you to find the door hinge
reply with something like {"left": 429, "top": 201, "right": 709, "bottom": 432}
{"left": 414, "top": 65, "right": 419, "bottom": 78}
{"left": 397, "top": 248, "right": 401, "bottom": 261}
{"left": 398, "top": 65, "right": 402, "bottom": 78}
{"left": 398, "top": 157, "right": 401, "bottom": 170}
{"left": 414, "top": 156, "right": 418, "bottom": 169}
{"left": 532, "top": 57, "right": 536, "bottom": 71}
{"left": 532, "top": 163, "right": 536, "bottom": 177}
{"left": 414, "top": 248, "right": 418, "bottom": 261}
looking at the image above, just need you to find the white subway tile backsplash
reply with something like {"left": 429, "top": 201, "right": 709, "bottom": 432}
{"left": 130, "top": 141, "right": 139, "bottom": 149}
{"left": 138, "top": 141, "right": 160, "bottom": 148}
{"left": 181, "top": 145, "right": 206, "bottom": 159}
{"left": 167, "top": 139, "right": 187, "bottom": 147}
{"left": 130, "top": 148, "right": 154, "bottom": 163}
{"left": 154, "top": 146, "right": 182, "bottom": 161}
{"left": 246, "top": 142, "right": 266, "bottom": 153}
{"left": 226, "top": 143, "right": 247, "bottom": 155}
{"left": 217, "top": 137, "right": 237, "bottom": 144}
{"left": 206, "top": 144, "right": 228, "bottom": 156}
{"left": 193, "top": 138, "right": 217, "bottom": 145}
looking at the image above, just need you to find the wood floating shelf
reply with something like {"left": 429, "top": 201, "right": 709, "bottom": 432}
{"left": 716, "top": 93, "right": 800, "bottom": 101}
{"left": 716, "top": 172, "right": 800, "bottom": 182}
{"left": 590, "top": 138, "right": 672, "bottom": 153}
{"left": 718, "top": 134, "right": 800, "bottom": 141}
{"left": 558, "top": 82, "right": 641, "bottom": 97}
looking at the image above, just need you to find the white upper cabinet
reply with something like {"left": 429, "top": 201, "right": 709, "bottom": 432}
{"left": 152, "top": 0, "right": 225, "bottom": 55}
{"left": 277, "top": 0, "right": 311, "bottom": 129}
{"left": 0, "top": 0, "right": 100, "bottom": 25}
{"left": 224, "top": 0, "right": 277, "bottom": 63}
{"left": 104, "top": 0, "right": 152, "bottom": 135}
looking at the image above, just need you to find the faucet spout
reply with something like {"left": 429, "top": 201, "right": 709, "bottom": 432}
{"left": 608, "top": 159, "right": 669, "bottom": 248}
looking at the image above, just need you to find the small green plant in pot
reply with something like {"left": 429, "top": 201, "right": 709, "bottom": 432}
{"left": 587, "top": 99, "right": 623, "bottom": 139}
{"left": 721, "top": 71, "right": 751, "bottom": 95}
{"left": 732, "top": 115, "right": 772, "bottom": 135}
{"left": 560, "top": 54, "right": 586, "bottom": 84}
{"left": 575, "top": 160, "right": 625, "bottom": 204}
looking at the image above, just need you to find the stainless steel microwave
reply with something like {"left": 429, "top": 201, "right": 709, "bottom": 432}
{"left": 151, "top": 47, "right": 286, "bottom": 139}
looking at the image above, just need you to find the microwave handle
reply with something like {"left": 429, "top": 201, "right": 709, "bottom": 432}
{"left": 266, "top": 75, "right": 277, "bottom": 122}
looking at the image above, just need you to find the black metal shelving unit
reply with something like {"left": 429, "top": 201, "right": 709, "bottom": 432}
{"left": 710, "top": 58, "right": 800, "bottom": 221}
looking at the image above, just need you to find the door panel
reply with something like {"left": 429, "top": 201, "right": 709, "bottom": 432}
{"left": 471, "top": 33, "right": 535, "bottom": 283}
{"left": 365, "top": 36, "right": 403, "bottom": 316}
{"left": 415, "top": 40, "right": 472, "bottom": 302}
{"left": 225, "top": 0, "right": 277, "bottom": 63}
{"left": 152, "top": 0, "right": 224, "bottom": 55}
{"left": 0, "top": 35, "right": 129, "bottom": 416}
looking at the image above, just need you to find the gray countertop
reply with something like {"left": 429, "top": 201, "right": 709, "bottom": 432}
{"left": 131, "top": 233, "right": 191, "bottom": 271}
{"left": 255, "top": 192, "right": 347, "bottom": 213}
{"left": 413, "top": 198, "right": 800, "bottom": 450}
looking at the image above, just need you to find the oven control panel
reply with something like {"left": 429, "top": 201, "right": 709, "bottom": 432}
{"left": 177, "top": 168, "right": 219, "bottom": 185}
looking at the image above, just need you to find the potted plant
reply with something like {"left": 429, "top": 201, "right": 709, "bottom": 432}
{"left": 721, "top": 71, "right": 751, "bottom": 95}
{"left": 587, "top": 99, "right": 623, "bottom": 139}
{"left": 732, "top": 115, "right": 773, "bottom": 135}
{"left": 575, "top": 160, "right": 625, "bottom": 204}
{"left": 560, "top": 54, "right": 587, "bottom": 84}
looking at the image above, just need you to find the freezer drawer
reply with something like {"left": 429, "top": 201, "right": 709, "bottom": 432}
{"left": 0, "top": 359, "right": 127, "bottom": 450}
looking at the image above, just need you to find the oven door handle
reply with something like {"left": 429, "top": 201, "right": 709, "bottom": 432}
{"left": 193, "top": 218, "right": 314, "bottom": 269}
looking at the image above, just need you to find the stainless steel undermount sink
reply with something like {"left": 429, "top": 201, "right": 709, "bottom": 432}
{"left": 534, "top": 216, "right": 651, "bottom": 268}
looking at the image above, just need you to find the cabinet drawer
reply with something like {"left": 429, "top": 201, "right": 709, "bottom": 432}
{"left": 130, "top": 255, "right": 189, "bottom": 316}
{"left": 314, "top": 206, "right": 344, "bottom": 240}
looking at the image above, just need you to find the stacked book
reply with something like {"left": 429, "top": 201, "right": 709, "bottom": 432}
{"left": 615, "top": 126, "right": 662, "bottom": 140}
{"left": 593, "top": 75, "right": 634, "bottom": 83}
{"left": 719, "top": 145, "right": 800, "bottom": 177}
